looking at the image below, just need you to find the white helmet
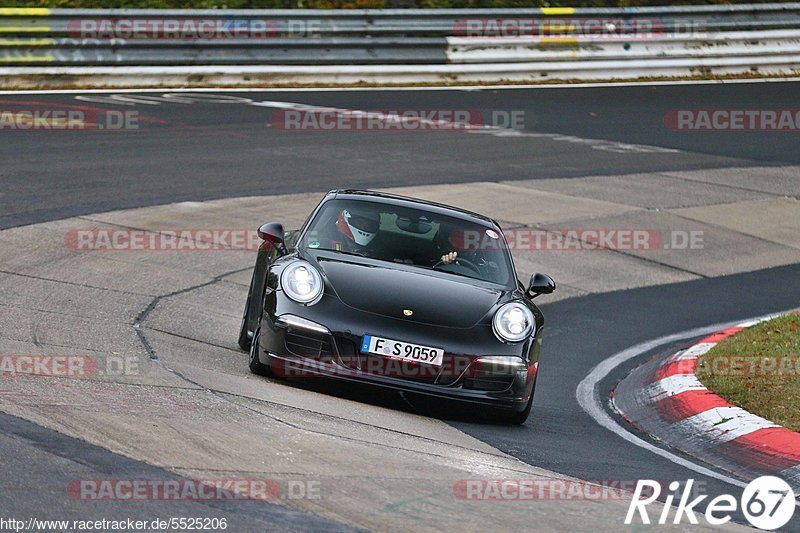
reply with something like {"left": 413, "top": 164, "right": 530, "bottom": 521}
{"left": 336, "top": 209, "right": 379, "bottom": 247}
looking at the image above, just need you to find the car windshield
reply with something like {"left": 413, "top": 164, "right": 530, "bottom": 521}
{"left": 300, "top": 198, "right": 515, "bottom": 286}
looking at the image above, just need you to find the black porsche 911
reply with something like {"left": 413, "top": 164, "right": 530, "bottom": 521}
{"left": 238, "top": 189, "right": 555, "bottom": 424}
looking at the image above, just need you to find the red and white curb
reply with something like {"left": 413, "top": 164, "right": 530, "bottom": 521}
{"left": 613, "top": 314, "right": 800, "bottom": 491}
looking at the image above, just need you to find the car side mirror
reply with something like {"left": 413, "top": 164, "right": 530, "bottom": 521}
{"left": 258, "top": 222, "right": 287, "bottom": 255}
{"left": 526, "top": 273, "right": 556, "bottom": 299}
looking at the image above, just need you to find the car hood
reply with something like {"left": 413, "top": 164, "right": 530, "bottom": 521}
{"left": 313, "top": 255, "right": 504, "bottom": 328}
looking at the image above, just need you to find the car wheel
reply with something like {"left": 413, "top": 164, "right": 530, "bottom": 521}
{"left": 237, "top": 284, "right": 253, "bottom": 351}
{"left": 491, "top": 373, "right": 537, "bottom": 425}
{"left": 502, "top": 393, "right": 534, "bottom": 425}
{"left": 485, "top": 394, "right": 533, "bottom": 425}
{"left": 248, "top": 328, "right": 272, "bottom": 377}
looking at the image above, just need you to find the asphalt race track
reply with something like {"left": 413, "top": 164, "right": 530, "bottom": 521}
{"left": 456, "top": 263, "right": 800, "bottom": 526}
{"left": 1, "top": 81, "right": 799, "bottom": 531}
{"left": 2, "top": 81, "right": 800, "bottom": 229}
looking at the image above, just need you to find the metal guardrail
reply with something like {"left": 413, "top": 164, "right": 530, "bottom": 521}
{"left": 447, "top": 30, "right": 800, "bottom": 64}
{"left": 4, "top": 5, "right": 800, "bottom": 36}
{"left": 0, "top": 39, "right": 447, "bottom": 66}
{"left": 0, "top": 5, "right": 799, "bottom": 85}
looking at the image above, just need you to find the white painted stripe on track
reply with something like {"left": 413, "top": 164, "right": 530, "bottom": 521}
{"left": 671, "top": 406, "right": 779, "bottom": 443}
{"left": 679, "top": 342, "right": 717, "bottom": 359}
{"left": 663, "top": 343, "right": 715, "bottom": 364}
{"left": 736, "top": 314, "right": 784, "bottom": 328}
{"left": 645, "top": 374, "right": 707, "bottom": 402}
{"left": 664, "top": 349, "right": 690, "bottom": 364}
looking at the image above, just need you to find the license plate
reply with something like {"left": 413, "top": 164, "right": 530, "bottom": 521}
{"left": 360, "top": 335, "right": 444, "bottom": 367}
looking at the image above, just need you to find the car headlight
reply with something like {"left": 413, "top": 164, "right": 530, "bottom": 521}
{"left": 280, "top": 261, "right": 323, "bottom": 305}
{"left": 492, "top": 302, "right": 534, "bottom": 343}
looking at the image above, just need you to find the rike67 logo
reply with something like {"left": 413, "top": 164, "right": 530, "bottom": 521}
{"left": 626, "top": 477, "right": 795, "bottom": 530}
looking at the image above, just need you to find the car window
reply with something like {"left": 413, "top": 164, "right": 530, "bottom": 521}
{"left": 379, "top": 213, "right": 439, "bottom": 240}
{"left": 300, "top": 198, "right": 514, "bottom": 286}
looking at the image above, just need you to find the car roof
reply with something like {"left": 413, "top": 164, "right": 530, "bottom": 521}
{"left": 328, "top": 189, "right": 500, "bottom": 228}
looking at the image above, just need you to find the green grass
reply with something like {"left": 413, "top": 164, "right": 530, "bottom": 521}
{"left": 696, "top": 314, "right": 800, "bottom": 432}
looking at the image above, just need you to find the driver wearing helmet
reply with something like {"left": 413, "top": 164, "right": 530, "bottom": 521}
{"left": 334, "top": 209, "right": 382, "bottom": 254}
{"left": 331, "top": 208, "right": 457, "bottom": 265}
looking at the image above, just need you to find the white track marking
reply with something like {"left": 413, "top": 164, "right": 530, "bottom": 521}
{"left": 576, "top": 308, "right": 800, "bottom": 490}
{"left": 645, "top": 373, "right": 706, "bottom": 402}
{"left": 736, "top": 314, "right": 784, "bottom": 328}
{"left": 680, "top": 342, "right": 717, "bottom": 358}
{"left": 671, "top": 406, "right": 779, "bottom": 443}
{"left": 74, "top": 93, "right": 255, "bottom": 106}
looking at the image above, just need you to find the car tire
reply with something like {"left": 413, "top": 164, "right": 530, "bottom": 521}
{"left": 248, "top": 328, "right": 272, "bottom": 377}
{"left": 491, "top": 373, "right": 536, "bottom": 425}
{"left": 502, "top": 393, "right": 534, "bottom": 425}
{"left": 237, "top": 280, "right": 254, "bottom": 351}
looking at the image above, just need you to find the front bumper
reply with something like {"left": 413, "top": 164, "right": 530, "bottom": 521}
{"left": 257, "top": 311, "right": 538, "bottom": 412}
